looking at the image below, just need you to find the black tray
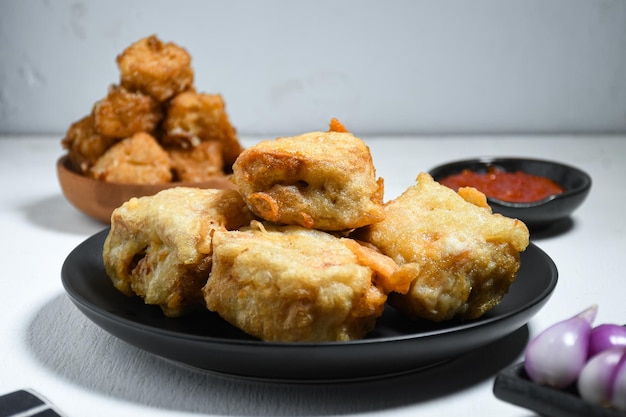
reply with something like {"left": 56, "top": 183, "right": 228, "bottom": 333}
{"left": 493, "top": 362, "right": 626, "bottom": 417}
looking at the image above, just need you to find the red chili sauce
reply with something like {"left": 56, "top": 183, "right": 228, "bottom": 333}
{"left": 439, "top": 167, "right": 565, "bottom": 203}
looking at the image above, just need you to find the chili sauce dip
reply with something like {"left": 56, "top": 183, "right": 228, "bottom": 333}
{"left": 439, "top": 167, "right": 565, "bottom": 203}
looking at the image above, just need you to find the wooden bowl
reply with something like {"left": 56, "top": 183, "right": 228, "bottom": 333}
{"left": 57, "top": 156, "right": 236, "bottom": 224}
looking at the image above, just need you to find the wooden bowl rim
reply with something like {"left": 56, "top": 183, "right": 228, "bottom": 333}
{"left": 56, "top": 155, "right": 236, "bottom": 223}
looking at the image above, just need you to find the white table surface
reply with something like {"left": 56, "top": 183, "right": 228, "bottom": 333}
{"left": 1, "top": 134, "right": 624, "bottom": 417}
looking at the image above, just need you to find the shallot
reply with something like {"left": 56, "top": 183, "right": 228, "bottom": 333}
{"left": 588, "top": 324, "right": 626, "bottom": 357}
{"left": 577, "top": 347, "right": 626, "bottom": 411}
{"left": 524, "top": 305, "right": 597, "bottom": 388}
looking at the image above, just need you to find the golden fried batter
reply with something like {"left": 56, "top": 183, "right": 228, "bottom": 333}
{"left": 162, "top": 92, "right": 242, "bottom": 166}
{"left": 61, "top": 114, "right": 118, "bottom": 174}
{"left": 62, "top": 35, "right": 242, "bottom": 187}
{"left": 356, "top": 173, "right": 530, "bottom": 322}
{"left": 232, "top": 128, "right": 385, "bottom": 231}
{"left": 167, "top": 140, "right": 224, "bottom": 182}
{"left": 117, "top": 35, "right": 193, "bottom": 102}
{"left": 90, "top": 132, "right": 172, "bottom": 184}
{"left": 203, "top": 222, "right": 388, "bottom": 342}
{"left": 92, "top": 85, "right": 162, "bottom": 138}
{"left": 103, "top": 187, "right": 255, "bottom": 317}
{"left": 342, "top": 238, "right": 416, "bottom": 296}
{"left": 328, "top": 117, "right": 349, "bottom": 133}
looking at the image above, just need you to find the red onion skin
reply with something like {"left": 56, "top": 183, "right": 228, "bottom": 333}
{"left": 588, "top": 324, "right": 626, "bottom": 358}
{"left": 577, "top": 347, "right": 626, "bottom": 411}
{"left": 524, "top": 306, "right": 597, "bottom": 388}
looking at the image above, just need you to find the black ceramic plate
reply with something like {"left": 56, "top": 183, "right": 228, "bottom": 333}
{"left": 61, "top": 229, "right": 558, "bottom": 382}
{"left": 494, "top": 362, "right": 625, "bottom": 417}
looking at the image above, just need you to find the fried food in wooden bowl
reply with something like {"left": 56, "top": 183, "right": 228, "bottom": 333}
{"left": 57, "top": 155, "right": 235, "bottom": 223}
{"left": 57, "top": 35, "right": 242, "bottom": 223}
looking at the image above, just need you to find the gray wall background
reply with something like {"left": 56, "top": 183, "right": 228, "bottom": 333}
{"left": 1, "top": 0, "right": 625, "bottom": 137}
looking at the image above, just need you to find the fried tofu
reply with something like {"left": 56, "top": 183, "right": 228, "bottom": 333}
{"left": 61, "top": 114, "right": 118, "bottom": 174}
{"left": 355, "top": 173, "right": 530, "bottom": 322}
{"left": 232, "top": 129, "right": 385, "bottom": 231}
{"left": 167, "top": 140, "right": 224, "bottom": 182}
{"left": 90, "top": 132, "right": 172, "bottom": 184}
{"left": 117, "top": 35, "right": 194, "bottom": 102}
{"left": 162, "top": 92, "right": 242, "bottom": 166}
{"left": 203, "top": 222, "right": 388, "bottom": 342}
{"left": 103, "top": 187, "right": 255, "bottom": 317}
{"left": 92, "top": 85, "right": 163, "bottom": 138}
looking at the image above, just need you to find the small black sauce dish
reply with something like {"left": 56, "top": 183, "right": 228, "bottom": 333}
{"left": 429, "top": 157, "right": 592, "bottom": 229}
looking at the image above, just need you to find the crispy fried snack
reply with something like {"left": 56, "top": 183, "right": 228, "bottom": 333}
{"left": 92, "top": 85, "right": 163, "bottom": 138}
{"left": 90, "top": 132, "right": 172, "bottom": 184}
{"left": 162, "top": 92, "right": 242, "bottom": 166}
{"left": 342, "top": 238, "right": 416, "bottom": 296}
{"left": 103, "top": 187, "right": 255, "bottom": 317}
{"left": 117, "top": 35, "right": 194, "bottom": 102}
{"left": 355, "top": 173, "right": 530, "bottom": 322}
{"left": 61, "top": 114, "right": 118, "bottom": 174}
{"left": 232, "top": 128, "right": 385, "bottom": 231}
{"left": 167, "top": 140, "right": 224, "bottom": 182}
{"left": 203, "top": 222, "right": 389, "bottom": 342}
{"left": 63, "top": 35, "right": 242, "bottom": 186}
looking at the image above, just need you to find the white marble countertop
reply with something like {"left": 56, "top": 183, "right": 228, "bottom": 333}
{"left": 1, "top": 134, "right": 625, "bottom": 417}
